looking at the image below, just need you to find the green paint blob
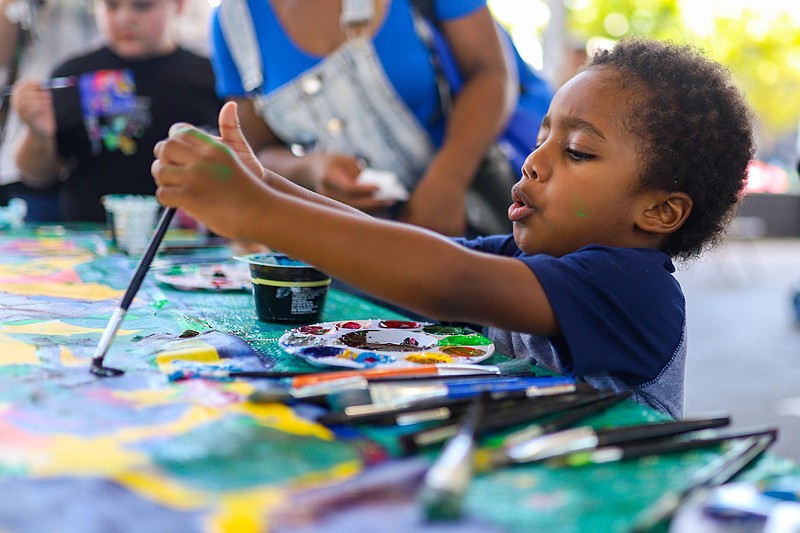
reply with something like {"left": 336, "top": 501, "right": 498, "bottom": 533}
{"left": 438, "top": 334, "right": 493, "bottom": 347}
{"left": 423, "top": 325, "right": 466, "bottom": 336}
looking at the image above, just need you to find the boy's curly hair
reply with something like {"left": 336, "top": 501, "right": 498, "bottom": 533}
{"left": 588, "top": 38, "right": 755, "bottom": 259}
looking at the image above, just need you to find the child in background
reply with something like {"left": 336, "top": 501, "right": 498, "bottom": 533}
{"left": 151, "top": 39, "right": 755, "bottom": 418}
{"left": 11, "top": 0, "right": 221, "bottom": 222}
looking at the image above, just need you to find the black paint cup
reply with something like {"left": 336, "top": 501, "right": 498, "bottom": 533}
{"left": 238, "top": 253, "right": 331, "bottom": 324}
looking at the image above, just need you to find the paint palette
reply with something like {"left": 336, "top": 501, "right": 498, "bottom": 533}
{"left": 279, "top": 319, "right": 496, "bottom": 369}
{"left": 154, "top": 262, "right": 251, "bottom": 291}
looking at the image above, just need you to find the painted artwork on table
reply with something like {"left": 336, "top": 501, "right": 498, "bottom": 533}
{"left": 0, "top": 230, "right": 369, "bottom": 532}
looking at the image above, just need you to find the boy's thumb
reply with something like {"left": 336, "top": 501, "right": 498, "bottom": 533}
{"left": 219, "top": 101, "right": 245, "bottom": 144}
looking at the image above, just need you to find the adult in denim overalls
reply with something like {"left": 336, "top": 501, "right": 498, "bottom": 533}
{"left": 212, "top": 0, "right": 518, "bottom": 236}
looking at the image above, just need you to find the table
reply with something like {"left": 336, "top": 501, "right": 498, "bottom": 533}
{"left": 0, "top": 225, "right": 795, "bottom": 533}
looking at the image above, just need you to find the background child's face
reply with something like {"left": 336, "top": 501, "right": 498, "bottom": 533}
{"left": 95, "top": 0, "right": 181, "bottom": 59}
{"left": 511, "top": 67, "right": 653, "bottom": 257}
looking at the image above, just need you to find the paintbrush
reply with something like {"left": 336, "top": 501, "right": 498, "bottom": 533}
{"left": 501, "top": 413, "right": 732, "bottom": 464}
{"left": 400, "top": 389, "right": 621, "bottom": 455}
{"left": 320, "top": 387, "right": 587, "bottom": 427}
{"left": 90, "top": 207, "right": 176, "bottom": 377}
{"left": 418, "top": 392, "right": 487, "bottom": 521}
{"left": 327, "top": 375, "right": 576, "bottom": 412}
{"left": 168, "top": 363, "right": 501, "bottom": 386}
{"left": 0, "top": 76, "right": 77, "bottom": 97}
{"left": 630, "top": 426, "right": 778, "bottom": 532}
{"left": 474, "top": 391, "right": 632, "bottom": 471}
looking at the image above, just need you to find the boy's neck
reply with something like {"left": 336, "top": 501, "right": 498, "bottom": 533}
{"left": 108, "top": 42, "right": 178, "bottom": 60}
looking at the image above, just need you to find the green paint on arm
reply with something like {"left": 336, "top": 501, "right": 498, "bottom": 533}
{"left": 174, "top": 129, "right": 235, "bottom": 182}
{"left": 199, "top": 162, "right": 233, "bottom": 182}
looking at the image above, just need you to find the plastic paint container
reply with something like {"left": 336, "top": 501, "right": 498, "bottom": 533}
{"left": 101, "top": 194, "right": 161, "bottom": 255}
{"left": 237, "top": 253, "right": 331, "bottom": 324}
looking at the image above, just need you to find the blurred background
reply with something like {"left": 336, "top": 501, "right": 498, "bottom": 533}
{"left": 486, "top": 0, "right": 800, "bottom": 461}
{"left": 487, "top": 0, "right": 800, "bottom": 188}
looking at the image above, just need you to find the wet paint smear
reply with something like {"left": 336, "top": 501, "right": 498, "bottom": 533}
{"left": 438, "top": 334, "right": 493, "bottom": 346}
{"left": 337, "top": 350, "right": 394, "bottom": 367}
{"left": 422, "top": 325, "right": 466, "bottom": 336}
{"left": 338, "top": 331, "right": 434, "bottom": 352}
{"left": 298, "top": 325, "right": 332, "bottom": 335}
{"left": 378, "top": 321, "right": 421, "bottom": 329}
{"left": 336, "top": 321, "right": 363, "bottom": 330}
{"left": 439, "top": 346, "right": 486, "bottom": 357}
{"left": 297, "top": 346, "right": 345, "bottom": 358}
{"left": 406, "top": 353, "right": 452, "bottom": 364}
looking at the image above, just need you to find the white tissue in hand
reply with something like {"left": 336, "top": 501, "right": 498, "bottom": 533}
{"left": 356, "top": 169, "right": 409, "bottom": 202}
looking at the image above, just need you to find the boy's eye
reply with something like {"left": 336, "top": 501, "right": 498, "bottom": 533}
{"left": 565, "top": 147, "right": 594, "bottom": 162}
{"left": 103, "top": 0, "right": 157, "bottom": 11}
{"left": 131, "top": 1, "right": 157, "bottom": 11}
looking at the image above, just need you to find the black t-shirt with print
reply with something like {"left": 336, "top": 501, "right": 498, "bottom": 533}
{"left": 51, "top": 46, "right": 222, "bottom": 221}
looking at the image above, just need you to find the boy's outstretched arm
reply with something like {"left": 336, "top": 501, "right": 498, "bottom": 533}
{"left": 152, "top": 104, "right": 559, "bottom": 336}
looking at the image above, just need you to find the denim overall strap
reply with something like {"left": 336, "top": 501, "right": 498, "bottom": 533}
{"left": 218, "top": 0, "right": 264, "bottom": 93}
{"left": 253, "top": 37, "right": 435, "bottom": 190}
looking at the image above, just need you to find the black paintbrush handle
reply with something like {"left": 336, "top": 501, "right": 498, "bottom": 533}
{"left": 120, "top": 207, "right": 175, "bottom": 310}
{"left": 400, "top": 391, "right": 614, "bottom": 454}
{"left": 538, "top": 392, "right": 631, "bottom": 434}
{"left": 596, "top": 414, "right": 731, "bottom": 447}
{"left": 611, "top": 427, "right": 771, "bottom": 460}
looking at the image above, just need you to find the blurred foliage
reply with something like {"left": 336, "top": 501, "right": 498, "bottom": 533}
{"left": 563, "top": 0, "right": 800, "bottom": 137}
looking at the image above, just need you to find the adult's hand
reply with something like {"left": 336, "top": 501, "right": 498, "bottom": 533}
{"left": 301, "top": 152, "right": 393, "bottom": 212}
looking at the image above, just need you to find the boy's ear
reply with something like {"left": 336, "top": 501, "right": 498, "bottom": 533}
{"left": 636, "top": 191, "right": 693, "bottom": 234}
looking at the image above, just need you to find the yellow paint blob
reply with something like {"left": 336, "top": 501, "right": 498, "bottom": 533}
{"left": 0, "top": 320, "right": 134, "bottom": 337}
{"left": 32, "top": 434, "right": 149, "bottom": 477}
{"left": 0, "top": 334, "right": 38, "bottom": 365}
{"left": 115, "top": 470, "right": 212, "bottom": 510}
{"left": 238, "top": 402, "right": 334, "bottom": 441}
{"left": 155, "top": 340, "right": 222, "bottom": 373}
{"left": 0, "top": 282, "right": 122, "bottom": 301}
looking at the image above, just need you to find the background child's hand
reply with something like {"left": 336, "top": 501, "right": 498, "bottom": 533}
{"left": 11, "top": 79, "right": 56, "bottom": 139}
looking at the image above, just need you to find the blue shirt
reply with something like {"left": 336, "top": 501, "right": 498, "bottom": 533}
{"left": 211, "top": 0, "right": 485, "bottom": 148}
{"left": 458, "top": 234, "right": 687, "bottom": 417}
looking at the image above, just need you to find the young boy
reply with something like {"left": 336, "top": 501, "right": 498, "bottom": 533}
{"left": 151, "top": 39, "right": 755, "bottom": 418}
{"left": 11, "top": 0, "right": 221, "bottom": 222}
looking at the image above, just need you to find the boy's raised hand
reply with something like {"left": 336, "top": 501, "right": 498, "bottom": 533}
{"left": 152, "top": 102, "right": 269, "bottom": 241}
{"left": 216, "top": 101, "right": 266, "bottom": 180}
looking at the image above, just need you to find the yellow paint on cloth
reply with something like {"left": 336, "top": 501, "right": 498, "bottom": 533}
{"left": 0, "top": 256, "right": 90, "bottom": 281}
{"left": 0, "top": 334, "right": 38, "bottom": 365}
{"left": 238, "top": 402, "right": 334, "bottom": 441}
{"left": 155, "top": 338, "right": 222, "bottom": 373}
{"left": 0, "top": 282, "right": 122, "bottom": 301}
{"left": 58, "top": 346, "right": 84, "bottom": 366}
{"left": 208, "top": 489, "right": 285, "bottom": 533}
{"left": 31, "top": 434, "right": 149, "bottom": 477}
{"left": 0, "top": 320, "right": 133, "bottom": 337}
{"left": 115, "top": 470, "right": 212, "bottom": 510}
